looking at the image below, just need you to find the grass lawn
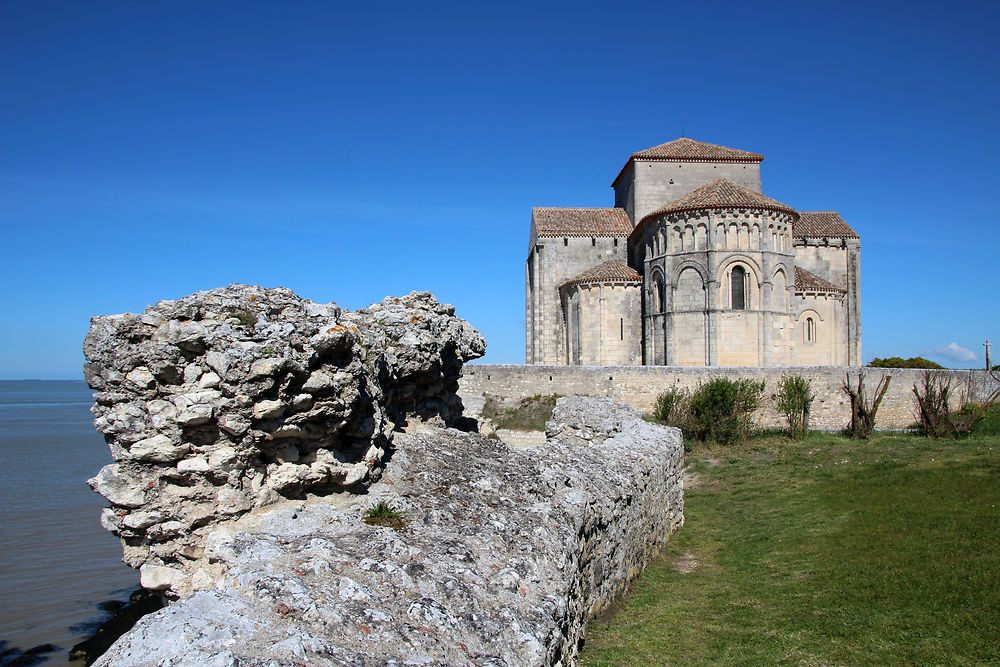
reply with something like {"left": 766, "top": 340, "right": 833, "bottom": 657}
{"left": 581, "top": 425, "right": 1000, "bottom": 665}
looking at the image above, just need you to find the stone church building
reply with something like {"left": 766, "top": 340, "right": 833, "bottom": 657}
{"left": 525, "top": 137, "right": 861, "bottom": 367}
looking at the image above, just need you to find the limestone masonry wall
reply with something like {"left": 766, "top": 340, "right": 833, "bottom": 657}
{"left": 460, "top": 364, "right": 999, "bottom": 430}
{"left": 96, "top": 396, "right": 684, "bottom": 667}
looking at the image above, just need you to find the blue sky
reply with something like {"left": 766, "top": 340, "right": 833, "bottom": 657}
{"left": 1, "top": 0, "right": 997, "bottom": 379}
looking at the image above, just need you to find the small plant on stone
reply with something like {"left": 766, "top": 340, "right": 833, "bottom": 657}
{"left": 230, "top": 309, "right": 258, "bottom": 327}
{"left": 775, "top": 375, "right": 814, "bottom": 439}
{"left": 260, "top": 347, "right": 278, "bottom": 356}
{"left": 364, "top": 501, "right": 406, "bottom": 530}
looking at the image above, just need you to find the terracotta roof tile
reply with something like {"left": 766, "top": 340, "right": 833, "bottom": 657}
{"left": 560, "top": 260, "right": 642, "bottom": 289}
{"left": 794, "top": 211, "right": 859, "bottom": 239}
{"left": 632, "top": 137, "right": 763, "bottom": 162}
{"left": 640, "top": 177, "right": 798, "bottom": 222}
{"left": 533, "top": 207, "right": 632, "bottom": 238}
{"left": 794, "top": 266, "right": 845, "bottom": 294}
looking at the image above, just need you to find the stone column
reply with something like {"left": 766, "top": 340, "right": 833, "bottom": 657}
{"left": 705, "top": 212, "right": 718, "bottom": 366}
{"left": 760, "top": 214, "right": 774, "bottom": 366}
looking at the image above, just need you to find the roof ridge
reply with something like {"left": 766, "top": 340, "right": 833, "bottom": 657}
{"left": 631, "top": 137, "right": 764, "bottom": 162}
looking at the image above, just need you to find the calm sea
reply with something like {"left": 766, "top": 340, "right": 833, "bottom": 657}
{"left": 0, "top": 381, "right": 139, "bottom": 665}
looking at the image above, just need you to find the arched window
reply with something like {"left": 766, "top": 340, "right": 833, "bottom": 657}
{"left": 805, "top": 317, "right": 816, "bottom": 343}
{"left": 731, "top": 265, "right": 746, "bottom": 310}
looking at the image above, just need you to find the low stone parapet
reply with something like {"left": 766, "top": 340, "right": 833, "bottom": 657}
{"left": 461, "top": 364, "right": 999, "bottom": 430}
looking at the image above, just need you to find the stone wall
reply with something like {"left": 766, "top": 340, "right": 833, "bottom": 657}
{"left": 460, "top": 364, "right": 999, "bottom": 430}
{"left": 95, "top": 396, "right": 684, "bottom": 667}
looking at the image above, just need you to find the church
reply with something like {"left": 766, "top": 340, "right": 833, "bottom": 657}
{"left": 525, "top": 137, "right": 861, "bottom": 367}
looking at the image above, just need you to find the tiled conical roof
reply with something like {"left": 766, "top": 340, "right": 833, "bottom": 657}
{"left": 632, "top": 137, "right": 763, "bottom": 162}
{"left": 794, "top": 211, "right": 859, "bottom": 239}
{"left": 794, "top": 266, "right": 845, "bottom": 294}
{"left": 641, "top": 177, "right": 798, "bottom": 221}
{"left": 560, "top": 260, "right": 641, "bottom": 289}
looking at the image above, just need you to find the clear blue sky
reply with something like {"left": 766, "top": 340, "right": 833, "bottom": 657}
{"left": 2, "top": 0, "right": 997, "bottom": 379}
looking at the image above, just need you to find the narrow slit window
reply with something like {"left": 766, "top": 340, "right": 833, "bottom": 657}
{"left": 620, "top": 318, "right": 624, "bottom": 340}
{"left": 806, "top": 317, "right": 816, "bottom": 342}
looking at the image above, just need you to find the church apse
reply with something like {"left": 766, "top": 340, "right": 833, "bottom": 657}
{"left": 526, "top": 137, "right": 861, "bottom": 367}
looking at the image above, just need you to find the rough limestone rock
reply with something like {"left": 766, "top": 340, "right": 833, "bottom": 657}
{"left": 84, "top": 285, "right": 485, "bottom": 596}
{"left": 95, "top": 397, "right": 684, "bottom": 667}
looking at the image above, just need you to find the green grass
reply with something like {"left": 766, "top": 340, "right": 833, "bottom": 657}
{"left": 481, "top": 394, "right": 560, "bottom": 431}
{"left": 581, "top": 429, "right": 1000, "bottom": 665}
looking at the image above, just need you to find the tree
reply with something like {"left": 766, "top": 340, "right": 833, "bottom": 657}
{"left": 867, "top": 356, "right": 944, "bottom": 369}
{"left": 843, "top": 372, "right": 891, "bottom": 439}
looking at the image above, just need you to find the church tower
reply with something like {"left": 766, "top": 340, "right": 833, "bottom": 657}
{"left": 612, "top": 138, "right": 764, "bottom": 225}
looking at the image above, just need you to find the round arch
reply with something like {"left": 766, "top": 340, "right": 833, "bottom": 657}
{"left": 669, "top": 260, "right": 708, "bottom": 289}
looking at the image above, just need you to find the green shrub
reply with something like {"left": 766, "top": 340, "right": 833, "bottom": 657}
{"left": 653, "top": 386, "right": 688, "bottom": 425}
{"left": 651, "top": 387, "right": 694, "bottom": 451}
{"left": 775, "top": 375, "right": 814, "bottom": 439}
{"left": 913, "top": 372, "right": 996, "bottom": 438}
{"left": 687, "top": 378, "right": 764, "bottom": 445}
{"left": 973, "top": 403, "right": 1000, "bottom": 436}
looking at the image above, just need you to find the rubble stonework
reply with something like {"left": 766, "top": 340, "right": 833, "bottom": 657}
{"left": 83, "top": 285, "right": 485, "bottom": 595}
{"left": 94, "top": 397, "right": 684, "bottom": 667}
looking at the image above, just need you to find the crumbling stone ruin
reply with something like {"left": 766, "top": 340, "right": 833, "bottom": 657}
{"left": 93, "top": 396, "right": 683, "bottom": 667}
{"left": 84, "top": 285, "right": 485, "bottom": 594}
{"left": 83, "top": 286, "right": 685, "bottom": 666}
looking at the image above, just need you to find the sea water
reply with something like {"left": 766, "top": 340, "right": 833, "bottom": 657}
{"left": 0, "top": 381, "right": 138, "bottom": 665}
